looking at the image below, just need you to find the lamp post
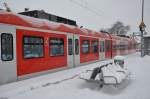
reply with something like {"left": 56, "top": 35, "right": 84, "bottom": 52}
{"left": 139, "top": 21, "right": 146, "bottom": 57}
{"left": 139, "top": 0, "right": 146, "bottom": 57}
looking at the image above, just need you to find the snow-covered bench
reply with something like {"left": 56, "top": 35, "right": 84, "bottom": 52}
{"left": 79, "top": 56, "right": 130, "bottom": 87}
{"left": 101, "top": 64, "right": 130, "bottom": 85}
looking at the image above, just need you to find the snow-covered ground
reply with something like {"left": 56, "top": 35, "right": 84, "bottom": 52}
{"left": 0, "top": 52, "right": 150, "bottom": 99}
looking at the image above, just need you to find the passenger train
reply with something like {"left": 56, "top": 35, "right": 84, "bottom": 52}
{"left": 0, "top": 11, "right": 136, "bottom": 85}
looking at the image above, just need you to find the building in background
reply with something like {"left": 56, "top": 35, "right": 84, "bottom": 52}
{"left": 143, "top": 36, "right": 150, "bottom": 55}
{"left": 19, "top": 9, "right": 77, "bottom": 26}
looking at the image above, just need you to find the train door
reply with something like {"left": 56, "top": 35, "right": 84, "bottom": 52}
{"left": 99, "top": 40, "right": 105, "bottom": 60}
{"left": 74, "top": 35, "right": 80, "bottom": 66}
{"left": 67, "top": 34, "right": 74, "bottom": 67}
{"left": 0, "top": 25, "right": 17, "bottom": 85}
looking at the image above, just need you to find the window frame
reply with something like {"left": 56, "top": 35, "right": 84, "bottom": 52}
{"left": 75, "top": 39, "right": 79, "bottom": 55}
{"left": 105, "top": 40, "right": 111, "bottom": 52}
{"left": 1, "top": 33, "right": 14, "bottom": 61}
{"left": 68, "top": 39, "right": 73, "bottom": 55}
{"left": 100, "top": 41, "right": 105, "bottom": 52}
{"left": 49, "top": 37, "right": 65, "bottom": 57}
{"left": 91, "top": 40, "right": 98, "bottom": 53}
{"left": 23, "top": 36, "right": 44, "bottom": 59}
{"left": 82, "top": 40, "right": 90, "bottom": 54}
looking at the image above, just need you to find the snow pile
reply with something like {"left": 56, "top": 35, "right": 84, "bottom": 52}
{"left": 114, "top": 56, "right": 125, "bottom": 61}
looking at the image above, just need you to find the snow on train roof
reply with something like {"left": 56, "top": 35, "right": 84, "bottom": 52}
{"left": 0, "top": 11, "right": 131, "bottom": 41}
{"left": 0, "top": 11, "right": 98, "bottom": 36}
{"left": 110, "top": 34, "right": 121, "bottom": 41}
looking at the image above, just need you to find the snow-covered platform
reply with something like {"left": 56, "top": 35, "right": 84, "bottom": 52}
{"left": 0, "top": 53, "right": 150, "bottom": 99}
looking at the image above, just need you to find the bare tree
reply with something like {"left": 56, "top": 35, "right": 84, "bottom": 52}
{"left": 3, "top": 2, "right": 11, "bottom": 12}
{"left": 100, "top": 28, "right": 108, "bottom": 33}
{"left": 100, "top": 21, "right": 130, "bottom": 35}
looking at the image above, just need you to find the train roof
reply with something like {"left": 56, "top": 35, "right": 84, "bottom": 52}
{"left": 110, "top": 34, "right": 121, "bottom": 40}
{"left": 0, "top": 11, "right": 100, "bottom": 36}
{"left": 0, "top": 11, "right": 134, "bottom": 42}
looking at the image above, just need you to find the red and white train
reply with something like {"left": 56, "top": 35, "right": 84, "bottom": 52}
{"left": 0, "top": 11, "right": 136, "bottom": 85}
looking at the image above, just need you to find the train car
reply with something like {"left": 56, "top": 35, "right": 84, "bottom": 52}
{"left": 0, "top": 11, "right": 136, "bottom": 85}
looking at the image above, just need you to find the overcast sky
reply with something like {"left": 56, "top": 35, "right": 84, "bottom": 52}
{"left": 0, "top": 0, "right": 150, "bottom": 35}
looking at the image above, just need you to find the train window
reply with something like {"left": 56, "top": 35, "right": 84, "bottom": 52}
{"left": 106, "top": 40, "right": 111, "bottom": 52}
{"left": 82, "top": 40, "right": 90, "bottom": 54}
{"left": 1, "top": 33, "right": 13, "bottom": 61}
{"left": 119, "top": 44, "right": 125, "bottom": 50}
{"left": 50, "top": 38, "right": 64, "bottom": 56}
{"left": 68, "top": 39, "right": 73, "bottom": 55}
{"left": 112, "top": 43, "right": 116, "bottom": 50}
{"left": 75, "top": 39, "right": 79, "bottom": 55}
{"left": 100, "top": 41, "right": 105, "bottom": 52}
{"left": 23, "top": 36, "right": 44, "bottom": 59}
{"left": 92, "top": 40, "right": 98, "bottom": 53}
